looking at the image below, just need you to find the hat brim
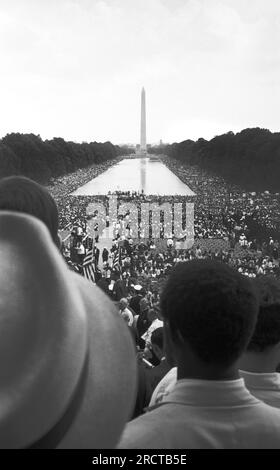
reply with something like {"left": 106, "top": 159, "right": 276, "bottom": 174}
{"left": 58, "top": 276, "right": 137, "bottom": 449}
{"left": 0, "top": 212, "right": 137, "bottom": 449}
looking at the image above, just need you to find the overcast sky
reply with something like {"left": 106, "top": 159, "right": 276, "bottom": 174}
{"left": 0, "top": 0, "right": 279, "bottom": 144}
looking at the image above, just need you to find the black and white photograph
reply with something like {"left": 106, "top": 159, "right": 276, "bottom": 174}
{"left": 0, "top": 0, "right": 280, "bottom": 454}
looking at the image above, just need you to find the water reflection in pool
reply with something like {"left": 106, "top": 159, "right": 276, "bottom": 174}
{"left": 72, "top": 158, "right": 195, "bottom": 196}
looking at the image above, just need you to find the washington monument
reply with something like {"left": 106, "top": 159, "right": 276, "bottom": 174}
{"left": 140, "top": 87, "right": 147, "bottom": 154}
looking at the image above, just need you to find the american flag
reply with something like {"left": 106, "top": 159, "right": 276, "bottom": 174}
{"left": 113, "top": 246, "right": 123, "bottom": 271}
{"left": 82, "top": 248, "right": 95, "bottom": 283}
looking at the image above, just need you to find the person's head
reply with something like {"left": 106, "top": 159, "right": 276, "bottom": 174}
{"left": 147, "top": 308, "right": 157, "bottom": 323}
{"left": 151, "top": 327, "right": 165, "bottom": 361}
{"left": 160, "top": 260, "right": 258, "bottom": 380}
{"left": 0, "top": 176, "right": 60, "bottom": 247}
{"left": 240, "top": 276, "right": 280, "bottom": 373}
{"left": 139, "top": 297, "right": 149, "bottom": 314}
{"left": 119, "top": 298, "right": 128, "bottom": 311}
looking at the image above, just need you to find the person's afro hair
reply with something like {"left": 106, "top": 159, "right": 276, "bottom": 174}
{"left": 0, "top": 176, "right": 59, "bottom": 243}
{"left": 160, "top": 260, "right": 258, "bottom": 366}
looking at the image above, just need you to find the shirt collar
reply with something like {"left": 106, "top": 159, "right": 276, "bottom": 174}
{"left": 163, "top": 378, "right": 259, "bottom": 407}
{"left": 240, "top": 370, "right": 280, "bottom": 391}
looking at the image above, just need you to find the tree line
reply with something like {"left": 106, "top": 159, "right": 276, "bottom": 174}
{"left": 0, "top": 133, "right": 134, "bottom": 183}
{"left": 150, "top": 128, "right": 280, "bottom": 191}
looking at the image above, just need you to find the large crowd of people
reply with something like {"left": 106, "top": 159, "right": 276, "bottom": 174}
{"left": 46, "top": 156, "right": 122, "bottom": 228}
{"left": 55, "top": 155, "right": 280, "bottom": 297}
{"left": 1, "top": 167, "right": 280, "bottom": 449}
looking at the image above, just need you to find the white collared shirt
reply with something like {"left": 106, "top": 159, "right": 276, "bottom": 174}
{"left": 149, "top": 367, "right": 177, "bottom": 407}
{"left": 118, "top": 378, "right": 280, "bottom": 449}
{"left": 240, "top": 370, "right": 280, "bottom": 409}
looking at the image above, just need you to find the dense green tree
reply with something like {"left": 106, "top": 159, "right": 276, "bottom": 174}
{"left": 150, "top": 128, "right": 280, "bottom": 191}
{"left": 0, "top": 133, "right": 134, "bottom": 183}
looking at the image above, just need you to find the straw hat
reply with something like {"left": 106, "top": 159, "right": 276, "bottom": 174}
{"left": 0, "top": 212, "right": 137, "bottom": 449}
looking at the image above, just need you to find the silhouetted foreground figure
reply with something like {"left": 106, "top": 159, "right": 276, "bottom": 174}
{"left": 0, "top": 176, "right": 60, "bottom": 245}
{"left": 118, "top": 260, "right": 280, "bottom": 449}
{"left": 0, "top": 212, "right": 137, "bottom": 448}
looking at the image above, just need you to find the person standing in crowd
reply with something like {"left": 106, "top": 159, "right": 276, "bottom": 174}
{"left": 239, "top": 276, "right": 280, "bottom": 408}
{"left": 119, "top": 298, "right": 134, "bottom": 327}
{"left": 76, "top": 225, "right": 83, "bottom": 241}
{"left": 75, "top": 240, "right": 85, "bottom": 264}
{"left": 118, "top": 260, "right": 280, "bottom": 449}
{"left": 94, "top": 220, "right": 99, "bottom": 243}
{"left": 102, "top": 247, "right": 109, "bottom": 263}
{"left": 129, "top": 285, "right": 143, "bottom": 316}
{"left": 141, "top": 308, "right": 163, "bottom": 357}
{"left": 145, "top": 328, "right": 171, "bottom": 402}
{"left": 113, "top": 273, "right": 127, "bottom": 301}
{"left": 94, "top": 245, "right": 100, "bottom": 267}
{"left": 136, "top": 298, "right": 152, "bottom": 350}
